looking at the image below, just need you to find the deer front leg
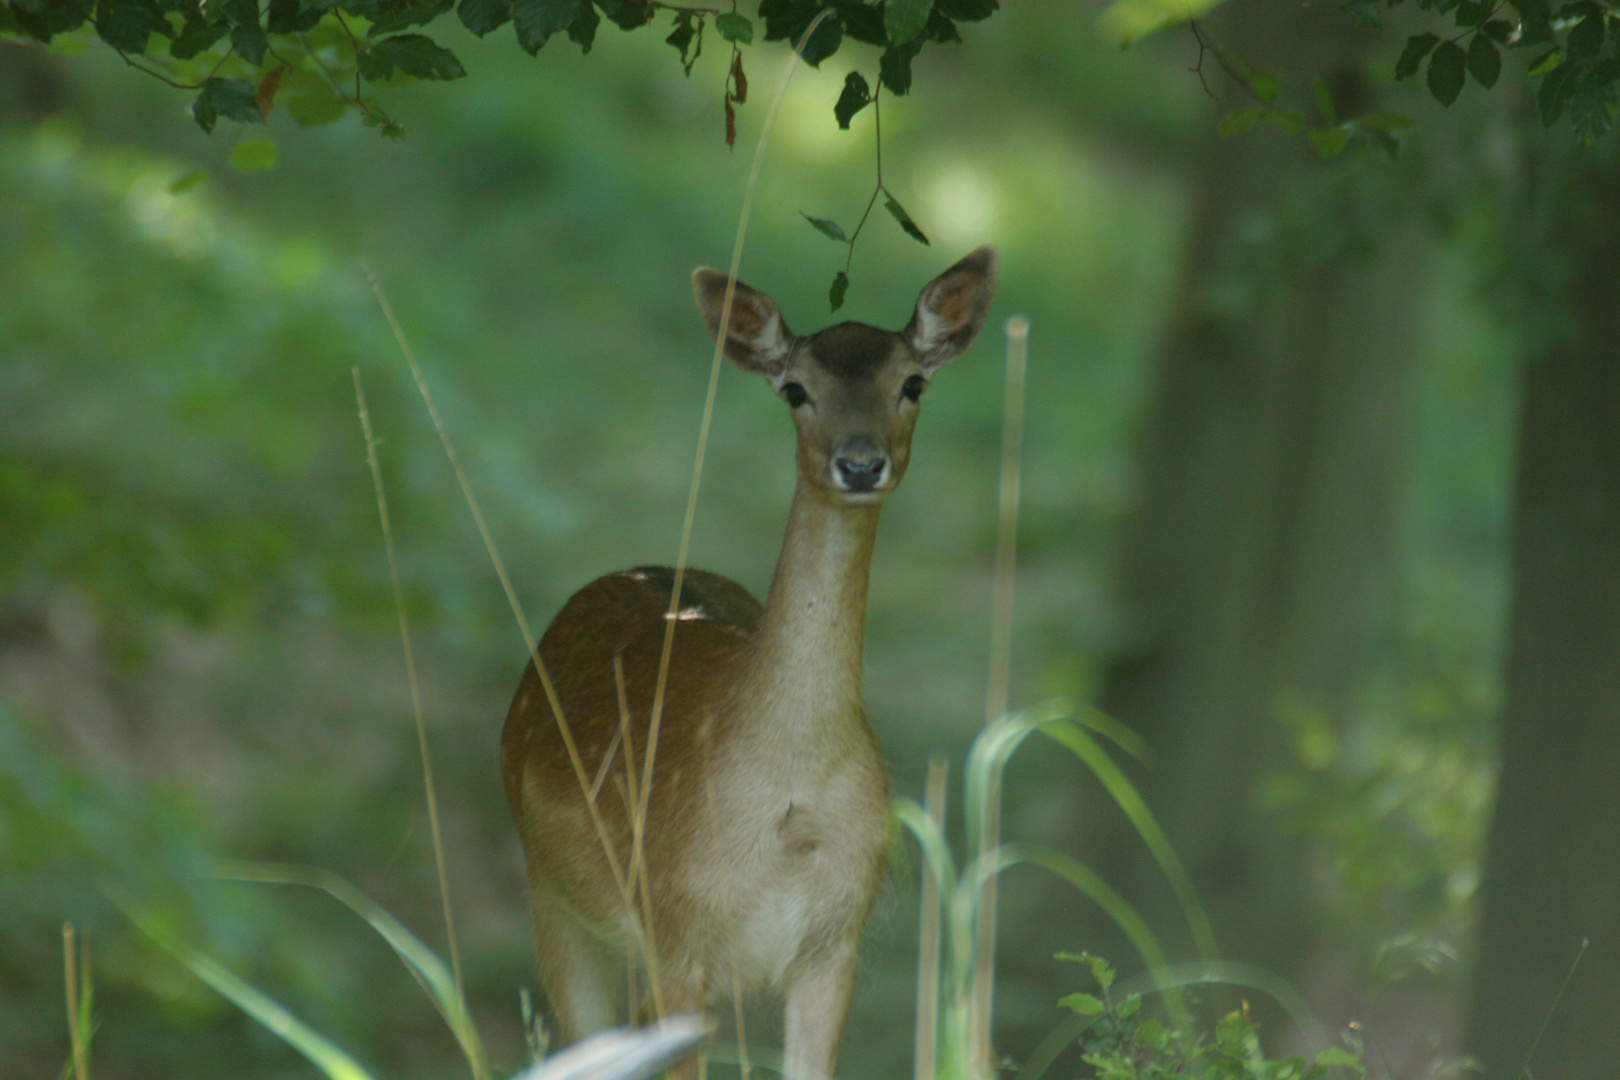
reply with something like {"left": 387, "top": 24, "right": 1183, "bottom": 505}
{"left": 783, "top": 942, "right": 858, "bottom": 1080}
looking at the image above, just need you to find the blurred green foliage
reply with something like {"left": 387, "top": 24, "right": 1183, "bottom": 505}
{"left": 0, "top": 4, "right": 1519, "bottom": 1077}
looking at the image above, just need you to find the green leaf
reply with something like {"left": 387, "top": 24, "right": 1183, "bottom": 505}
{"left": 715, "top": 11, "right": 752, "bottom": 42}
{"left": 1134, "top": 1018, "right": 1169, "bottom": 1052}
{"left": 1249, "top": 65, "right": 1280, "bottom": 105}
{"left": 1313, "top": 76, "right": 1336, "bottom": 124}
{"left": 802, "top": 213, "right": 848, "bottom": 241}
{"left": 362, "top": 99, "right": 406, "bottom": 138}
{"left": 1316, "top": 1047, "right": 1365, "bottom": 1071}
{"left": 1218, "top": 105, "right": 1262, "bottom": 136}
{"left": 1538, "top": 59, "right": 1576, "bottom": 125}
{"left": 191, "top": 76, "right": 261, "bottom": 132}
{"left": 1454, "top": 0, "right": 1487, "bottom": 26}
{"left": 1468, "top": 32, "right": 1500, "bottom": 88}
{"left": 878, "top": 38, "right": 921, "bottom": 94}
{"left": 1568, "top": 10, "right": 1605, "bottom": 57}
{"left": 884, "top": 195, "right": 929, "bottom": 244}
{"left": 285, "top": 87, "right": 349, "bottom": 126}
{"left": 596, "top": 0, "right": 652, "bottom": 30}
{"left": 1095, "top": 0, "right": 1224, "bottom": 47}
{"left": 1306, "top": 125, "right": 1352, "bottom": 158}
{"left": 1395, "top": 32, "right": 1438, "bottom": 80}
{"left": 96, "top": 0, "right": 170, "bottom": 52}
{"left": 1351, "top": 110, "right": 1415, "bottom": 133}
{"left": 797, "top": 14, "right": 842, "bottom": 65}
{"left": 1527, "top": 49, "right": 1562, "bottom": 78}
{"left": 885, "top": 0, "right": 932, "bottom": 45}
{"left": 169, "top": 16, "right": 227, "bottom": 59}
{"left": 1059, "top": 992, "right": 1107, "bottom": 1016}
{"left": 230, "top": 18, "right": 268, "bottom": 64}
{"left": 512, "top": 0, "right": 574, "bottom": 53}
{"left": 230, "top": 135, "right": 277, "bottom": 171}
{"left": 1262, "top": 107, "right": 1304, "bottom": 134}
{"left": 834, "top": 70, "right": 871, "bottom": 128}
{"left": 1481, "top": 17, "right": 1513, "bottom": 42}
{"left": 366, "top": 0, "right": 455, "bottom": 35}
{"left": 457, "top": 0, "right": 511, "bottom": 35}
{"left": 167, "top": 169, "right": 211, "bottom": 194}
{"left": 829, "top": 270, "right": 849, "bottom": 311}
{"left": 664, "top": 11, "right": 700, "bottom": 73}
{"left": 935, "top": 0, "right": 997, "bottom": 20}
{"left": 568, "top": 0, "right": 598, "bottom": 52}
{"left": 1116, "top": 994, "right": 1142, "bottom": 1021}
{"left": 1054, "top": 949, "right": 1116, "bottom": 989}
{"left": 360, "top": 33, "right": 466, "bottom": 80}
{"left": 266, "top": 0, "right": 322, "bottom": 33}
{"left": 1427, "top": 40, "right": 1467, "bottom": 106}
{"left": 1512, "top": 0, "right": 1553, "bottom": 42}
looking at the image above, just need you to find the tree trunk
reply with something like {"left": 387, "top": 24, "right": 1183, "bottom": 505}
{"left": 1088, "top": 3, "right": 1418, "bottom": 981}
{"left": 1464, "top": 147, "right": 1620, "bottom": 1080}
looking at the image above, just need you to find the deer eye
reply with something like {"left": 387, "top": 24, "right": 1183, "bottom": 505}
{"left": 782, "top": 382, "right": 809, "bottom": 409}
{"left": 901, "top": 374, "right": 928, "bottom": 403}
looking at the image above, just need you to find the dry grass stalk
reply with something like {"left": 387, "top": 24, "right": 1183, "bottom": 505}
{"left": 969, "top": 314, "right": 1030, "bottom": 1076}
{"left": 354, "top": 368, "right": 471, "bottom": 1031}
{"left": 914, "top": 755, "right": 949, "bottom": 1080}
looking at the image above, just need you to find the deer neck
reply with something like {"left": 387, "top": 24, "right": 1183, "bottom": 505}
{"left": 735, "top": 481, "right": 880, "bottom": 743}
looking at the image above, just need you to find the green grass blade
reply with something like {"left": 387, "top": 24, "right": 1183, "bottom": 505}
{"left": 1036, "top": 718, "right": 1217, "bottom": 960}
{"left": 1072, "top": 703, "right": 1156, "bottom": 767}
{"left": 216, "top": 860, "right": 490, "bottom": 1079}
{"left": 964, "top": 702, "right": 1068, "bottom": 857}
{"left": 120, "top": 900, "right": 377, "bottom": 1080}
{"left": 970, "top": 843, "right": 1169, "bottom": 975}
{"left": 893, "top": 797, "right": 958, "bottom": 895}
{"left": 895, "top": 795, "right": 972, "bottom": 1032}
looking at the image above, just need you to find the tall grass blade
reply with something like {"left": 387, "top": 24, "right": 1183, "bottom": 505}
{"left": 1034, "top": 717, "right": 1216, "bottom": 960}
{"left": 1071, "top": 703, "right": 1155, "bottom": 767}
{"left": 121, "top": 900, "right": 377, "bottom": 1080}
{"left": 969, "top": 844, "right": 1169, "bottom": 975}
{"left": 963, "top": 703, "right": 1067, "bottom": 859}
{"left": 362, "top": 265, "right": 640, "bottom": 942}
{"left": 215, "top": 860, "right": 489, "bottom": 1078}
{"left": 62, "top": 923, "right": 92, "bottom": 1080}
{"left": 353, "top": 368, "right": 483, "bottom": 1080}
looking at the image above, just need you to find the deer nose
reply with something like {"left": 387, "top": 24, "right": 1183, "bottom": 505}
{"left": 834, "top": 454, "right": 888, "bottom": 492}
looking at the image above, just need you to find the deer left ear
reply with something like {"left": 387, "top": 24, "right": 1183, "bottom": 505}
{"left": 904, "top": 245, "right": 999, "bottom": 371}
{"left": 692, "top": 268, "right": 796, "bottom": 377}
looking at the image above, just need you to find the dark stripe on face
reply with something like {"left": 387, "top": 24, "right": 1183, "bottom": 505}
{"left": 805, "top": 322, "right": 904, "bottom": 380}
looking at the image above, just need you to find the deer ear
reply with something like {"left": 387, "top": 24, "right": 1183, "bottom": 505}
{"left": 904, "top": 245, "right": 999, "bottom": 371}
{"left": 692, "top": 268, "right": 795, "bottom": 377}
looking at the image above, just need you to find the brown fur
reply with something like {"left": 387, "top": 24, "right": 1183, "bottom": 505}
{"left": 501, "top": 247, "right": 998, "bottom": 1080}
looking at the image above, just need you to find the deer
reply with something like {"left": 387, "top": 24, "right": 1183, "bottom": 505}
{"left": 500, "top": 246, "right": 999, "bottom": 1080}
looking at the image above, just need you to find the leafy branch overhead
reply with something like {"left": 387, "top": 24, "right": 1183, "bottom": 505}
{"left": 1112, "top": 0, "right": 1620, "bottom": 150}
{"left": 0, "top": 0, "right": 1000, "bottom": 143}
{"left": 801, "top": 85, "right": 930, "bottom": 311}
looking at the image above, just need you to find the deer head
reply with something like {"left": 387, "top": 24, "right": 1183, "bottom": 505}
{"left": 693, "top": 246, "right": 999, "bottom": 504}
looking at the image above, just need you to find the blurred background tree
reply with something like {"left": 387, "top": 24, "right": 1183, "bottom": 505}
{"left": 2, "top": 1, "right": 1616, "bottom": 1078}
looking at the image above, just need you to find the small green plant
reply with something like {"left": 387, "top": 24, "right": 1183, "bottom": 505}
{"left": 1053, "top": 950, "right": 1365, "bottom": 1080}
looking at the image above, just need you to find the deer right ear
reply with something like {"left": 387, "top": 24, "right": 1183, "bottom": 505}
{"left": 904, "top": 245, "right": 999, "bottom": 372}
{"left": 693, "top": 268, "right": 795, "bottom": 377}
